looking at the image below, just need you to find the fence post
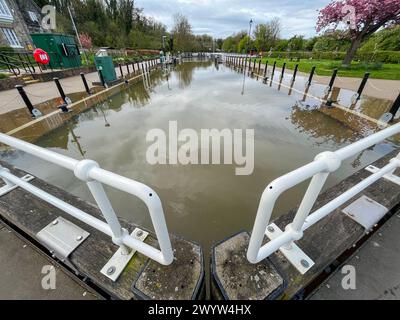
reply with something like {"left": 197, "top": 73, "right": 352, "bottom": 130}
{"left": 264, "top": 61, "right": 268, "bottom": 77}
{"left": 53, "top": 77, "right": 66, "bottom": 103}
{"left": 307, "top": 66, "right": 316, "bottom": 86}
{"left": 292, "top": 64, "right": 299, "bottom": 84}
{"left": 15, "top": 85, "right": 35, "bottom": 116}
{"left": 119, "top": 64, "right": 124, "bottom": 78}
{"left": 98, "top": 69, "right": 106, "bottom": 88}
{"left": 126, "top": 63, "right": 130, "bottom": 75}
{"left": 356, "top": 72, "right": 370, "bottom": 100}
{"left": 389, "top": 93, "right": 400, "bottom": 122}
{"left": 328, "top": 68, "right": 338, "bottom": 93}
{"left": 80, "top": 73, "right": 91, "bottom": 95}
{"left": 280, "top": 63, "right": 286, "bottom": 81}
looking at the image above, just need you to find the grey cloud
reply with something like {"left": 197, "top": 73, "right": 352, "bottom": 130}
{"left": 136, "top": 0, "right": 331, "bottom": 38}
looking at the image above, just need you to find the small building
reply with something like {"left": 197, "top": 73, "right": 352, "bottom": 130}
{"left": 0, "top": 0, "right": 42, "bottom": 51}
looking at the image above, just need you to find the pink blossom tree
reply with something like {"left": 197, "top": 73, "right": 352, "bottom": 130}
{"left": 317, "top": 0, "right": 400, "bottom": 66}
{"left": 79, "top": 33, "right": 93, "bottom": 50}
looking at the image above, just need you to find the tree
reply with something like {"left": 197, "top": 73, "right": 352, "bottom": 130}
{"left": 287, "top": 35, "right": 305, "bottom": 51}
{"left": 79, "top": 33, "right": 93, "bottom": 49}
{"left": 253, "top": 18, "right": 281, "bottom": 51}
{"left": 172, "top": 13, "right": 193, "bottom": 52}
{"left": 317, "top": 0, "right": 400, "bottom": 66}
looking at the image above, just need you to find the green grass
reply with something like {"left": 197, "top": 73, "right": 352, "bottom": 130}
{"left": 253, "top": 58, "right": 400, "bottom": 80}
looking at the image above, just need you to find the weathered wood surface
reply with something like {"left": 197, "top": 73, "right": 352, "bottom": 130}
{"left": 212, "top": 149, "right": 400, "bottom": 300}
{"left": 0, "top": 161, "right": 204, "bottom": 300}
{"left": 212, "top": 232, "right": 285, "bottom": 300}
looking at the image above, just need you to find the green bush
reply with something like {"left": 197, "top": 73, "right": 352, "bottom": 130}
{"left": 261, "top": 50, "right": 400, "bottom": 64}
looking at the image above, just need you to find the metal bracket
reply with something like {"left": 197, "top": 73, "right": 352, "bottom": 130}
{"left": 366, "top": 165, "right": 400, "bottom": 186}
{"left": 37, "top": 217, "right": 90, "bottom": 267}
{"left": 342, "top": 195, "right": 388, "bottom": 230}
{"left": 101, "top": 228, "right": 149, "bottom": 282}
{"left": 0, "top": 174, "right": 34, "bottom": 197}
{"left": 265, "top": 223, "right": 315, "bottom": 275}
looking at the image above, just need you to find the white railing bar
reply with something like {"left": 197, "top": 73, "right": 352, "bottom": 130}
{"left": 248, "top": 122, "right": 400, "bottom": 265}
{"left": 302, "top": 161, "right": 398, "bottom": 231}
{"left": 0, "top": 169, "right": 112, "bottom": 236}
{"left": 0, "top": 132, "right": 174, "bottom": 266}
{"left": 0, "top": 133, "right": 78, "bottom": 171}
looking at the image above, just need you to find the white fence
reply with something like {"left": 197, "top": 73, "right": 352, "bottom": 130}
{"left": 247, "top": 123, "right": 400, "bottom": 273}
{"left": 0, "top": 133, "right": 173, "bottom": 266}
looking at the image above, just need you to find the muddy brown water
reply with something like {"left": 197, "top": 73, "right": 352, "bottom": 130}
{"left": 1, "top": 60, "right": 397, "bottom": 294}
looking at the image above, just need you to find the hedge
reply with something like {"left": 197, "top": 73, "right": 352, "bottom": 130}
{"left": 260, "top": 50, "right": 400, "bottom": 64}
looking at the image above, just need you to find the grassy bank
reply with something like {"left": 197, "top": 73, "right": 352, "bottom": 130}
{"left": 253, "top": 58, "right": 400, "bottom": 80}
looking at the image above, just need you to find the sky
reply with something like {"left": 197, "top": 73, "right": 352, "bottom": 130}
{"left": 135, "top": 0, "right": 332, "bottom": 39}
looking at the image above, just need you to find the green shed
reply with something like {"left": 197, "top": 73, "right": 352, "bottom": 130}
{"left": 30, "top": 33, "right": 82, "bottom": 69}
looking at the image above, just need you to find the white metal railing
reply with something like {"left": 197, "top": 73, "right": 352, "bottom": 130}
{"left": 247, "top": 123, "right": 400, "bottom": 272}
{"left": 0, "top": 133, "right": 174, "bottom": 266}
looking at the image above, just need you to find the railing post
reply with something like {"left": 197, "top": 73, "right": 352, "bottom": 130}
{"left": 15, "top": 85, "right": 34, "bottom": 116}
{"left": 291, "top": 172, "right": 330, "bottom": 233}
{"left": 126, "top": 63, "right": 130, "bottom": 75}
{"left": 53, "top": 77, "right": 66, "bottom": 103}
{"left": 86, "top": 180, "right": 130, "bottom": 254}
{"left": 80, "top": 73, "right": 91, "bottom": 95}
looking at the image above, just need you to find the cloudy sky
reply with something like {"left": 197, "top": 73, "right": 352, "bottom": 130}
{"left": 135, "top": 0, "right": 332, "bottom": 39}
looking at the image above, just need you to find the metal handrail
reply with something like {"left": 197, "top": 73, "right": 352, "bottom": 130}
{"left": 247, "top": 123, "right": 400, "bottom": 269}
{"left": 0, "top": 133, "right": 174, "bottom": 266}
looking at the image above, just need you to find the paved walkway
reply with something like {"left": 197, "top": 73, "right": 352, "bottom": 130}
{"left": 0, "top": 62, "right": 150, "bottom": 115}
{"left": 0, "top": 222, "right": 101, "bottom": 300}
{"left": 309, "top": 212, "right": 400, "bottom": 300}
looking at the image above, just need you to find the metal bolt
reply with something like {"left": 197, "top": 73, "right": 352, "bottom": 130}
{"left": 136, "top": 230, "right": 143, "bottom": 237}
{"left": 107, "top": 266, "right": 116, "bottom": 276}
{"left": 300, "top": 259, "right": 310, "bottom": 268}
{"left": 267, "top": 226, "right": 275, "bottom": 233}
{"left": 76, "top": 236, "right": 83, "bottom": 241}
{"left": 52, "top": 220, "right": 58, "bottom": 225}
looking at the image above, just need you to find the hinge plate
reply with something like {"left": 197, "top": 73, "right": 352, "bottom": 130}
{"left": 100, "top": 228, "right": 149, "bottom": 282}
{"left": 37, "top": 216, "right": 90, "bottom": 261}
{"left": 265, "top": 223, "right": 315, "bottom": 274}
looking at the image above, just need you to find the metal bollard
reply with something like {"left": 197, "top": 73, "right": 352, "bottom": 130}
{"left": 258, "top": 60, "right": 261, "bottom": 74}
{"left": 133, "top": 63, "right": 136, "bottom": 74}
{"left": 80, "top": 73, "right": 91, "bottom": 95}
{"left": 126, "top": 63, "right": 130, "bottom": 75}
{"left": 253, "top": 59, "right": 256, "bottom": 71}
{"left": 15, "top": 85, "right": 35, "bottom": 116}
{"left": 307, "top": 66, "right": 316, "bottom": 87}
{"left": 53, "top": 77, "right": 67, "bottom": 103}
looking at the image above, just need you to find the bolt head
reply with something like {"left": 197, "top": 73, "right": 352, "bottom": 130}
{"left": 76, "top": 236, "right": 83, "bottom": 241}
{"left": 52, "top": 220, "right": 59, "bottom": 225}
{"left": 301, "top": 259, "right": 310, "bottom": 268}
{"left": 136, "top": 230, "right": 143, "bottom": 238}
{"left": 267, "top": 226, "right": 275, "bottom": 233}
{"left": 107, "top": 266, "right": 116, "bottom": 276}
